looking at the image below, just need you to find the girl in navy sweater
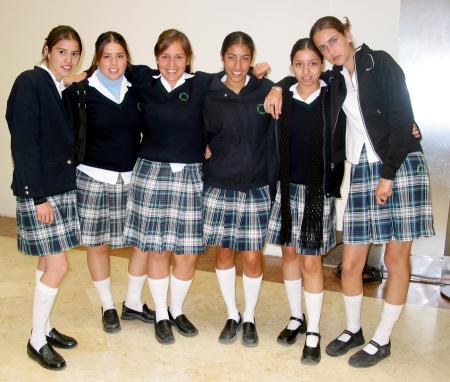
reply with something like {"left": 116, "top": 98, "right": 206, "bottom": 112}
{"left": 6, "top": 25, "right": 82, "bottom": 370}
{"left": 202, "top": 32, "right": 277, "bottom": 347}
{"left": 65, "top": 32, "right": 155, "bottom": 334}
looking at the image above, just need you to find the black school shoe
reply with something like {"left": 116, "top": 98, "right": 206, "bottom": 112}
{"left": 155, "top": 319, "right": 175, "bottom": 344}
{"left": 277, "top": 314, "right": 307, "bottom": 345}
{"left": 121, "top": 301, "right": 156, "bottom": 323}
{"left": 46, "top": 328, "right": 78, "bottom": 349}
{"left": 27, "top": 340, "right": 66, "bottom": 370}
{"left": 168, "top": 309, "right": 198, "bottom": 337}
{"left": 348, "top": 340, "right": 391, "bottom": 368}
{"left": 242, "top": 321, "right": 259, "bottom": 347}
{"left": 218, "top": 313, "right": 242, "bottom": 344}
{"left": 102, "top": 308, "right": 121, "bottom": 333}
{"left": 325, "top": 328, "right": 365, "bottom": 356}
{"left": 301, "top": 332, "right": 321, "bottom": 365}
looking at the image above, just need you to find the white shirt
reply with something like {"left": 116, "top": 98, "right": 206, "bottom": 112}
{"left": 152, "top": 73, "right": 195, "bottom": 173}
{"left": 220, "top": 74, "right": 250, "bottom": 87}
{"left": 39, "top": 64, "right": 66, "bottom": 98}
{"left": 341, "top": 65, "right": 380, "bottom": 165}
{"left": 77, "top": 70, "right": 133, "bottom": 185}
{"left": 289, "top": 79, "right": 327, "bottom": 104}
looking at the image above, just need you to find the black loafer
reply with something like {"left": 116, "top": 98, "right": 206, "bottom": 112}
{"left": 46, "top": 328, "right": 78, "bottom": 349}
{"left": 348, "top": 340, "right": 391, "bottom": 368}
{"left": 325, "top": 328, "right": 365, "bottom": 357}
{"left": 121, "top": 301, "right": 155, "bottom": 323}
{"left": 218, "top": 313, "right": 242, "bottom": 344}
{"left": 168, "top": 309, "right": 198, "bottom": 337}
{"left": 277, "top": 314, "right": 307, "bottom": 345}
{"left": 27, "top": 340, "right": 66, "bottom": 370}
{"left": 102, "top": 308, "right": 121, "bottom": 333}
{"left": 155, "top": 319, "right": 175, "bottom": 344}
{"left": 242, "top": 321, "right": 259, "bottom": 347}
{"left": 301, "top": 332, "right": 321, "bottom": 365}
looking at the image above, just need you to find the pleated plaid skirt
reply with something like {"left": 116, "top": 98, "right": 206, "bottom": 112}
{"left": 124, "top": 159, "right": 204, "bottom": 254}
{"left": 343, "top": 148, "right": 434, "bottom": 244}
{"left": 203, "top": 185, "right": 271, "bottom": 252}
{"left": 266, "top": 183, "right": 336, "bottom": 255}
{"left": 76, "top": 169, "right": 129, "bottom": 248}
{"left": 16, "top": 191, "right": 80, "bottom": 256}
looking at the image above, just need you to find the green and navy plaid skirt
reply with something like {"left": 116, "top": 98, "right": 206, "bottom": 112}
{"left": 16, "top": 191, "right": 80, "bottom": 256}
{"left": 76, "top": 169, "right": 129, "bottom": 248}
{"left": 203, "top": 185, "right": 271, "bottom": 252}
{"left": 124, "top": 159, "right": 204, "bottom": 254}
{"left": 343, "top": 147, "right": 434, "bottom": 244}
{"left": 266, "top": 183, "right": 336, "bottom": 255}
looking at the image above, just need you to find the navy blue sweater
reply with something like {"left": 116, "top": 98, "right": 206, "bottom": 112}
{"left": 65, "top": 79, "right": 143, "bottom": 172}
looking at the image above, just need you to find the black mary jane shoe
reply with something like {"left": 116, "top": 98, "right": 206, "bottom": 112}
{"left": 121, "top": 301, "right": 156, "bottom": 324}
{"left": 155, "top": 319, "right": 175, "bottom": 344}
{"left": 27, "top": 340, "right": 66, "bottom": 370}
{"left": 168, "top": 309, "right": 198, "bottom": 337}
{"left": 242, "top": 321, "right": 259, "bottom": 347}
{"left": 301, "top": 332, "right": 321, "bottom": 365}
{"left": 46, "top": 328, "right": 78, "bottom": 349}
{"left": 325, "top": 328, "right": 365, "bottom": 357}
{"left": 102, "top": 308, "right": 121, "bottom": 333}
{"left": 277, "top": 314, "right": 307, "bottom": 345}
{"left": 348, "top": 340, "right": 391, "bottom": 368}
{"left": 218, "top": 313, "right": 242, "bottom": 344}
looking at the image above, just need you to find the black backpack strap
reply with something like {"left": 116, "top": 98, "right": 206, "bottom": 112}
{"left": 75, "top": 81, "right": 87, "bottom": 164}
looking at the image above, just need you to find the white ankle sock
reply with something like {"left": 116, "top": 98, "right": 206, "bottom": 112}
{"left": 124, "top": 274, "right": 147, "bottom": 312}
{"left": 169, "top": 274, "right": 192, "bottom": 318}
{"left": 93, "top": 277, "right": 115, "bottom": 310}
{"left": 338, "top": 293, "right": 363, "bottom": 342}
{"left": 304, "top": 290, "right": 324, "bottom": 347}
{"left": 35, "top": 270, "right": 53, "bottom": 335}
{"left": 30, "top": 281, "right": 58, "bottom": 351}
{"left": 215, "top": 267, "right": 240, "bottom": 322}
{"left": 363, "top": 302, "right": 403, "bottom": 355}
{"left": 148, "top": 276, "right": 169, "bottom": 322}
{"left": 242, "top": 273, "right": 263, "bottom": 323}
{"left": 284, "top": 279, "right": 303, "bottom": 330}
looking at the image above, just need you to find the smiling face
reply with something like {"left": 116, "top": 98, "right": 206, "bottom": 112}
{"left": 44, "top": 38, "right": 81, "bottom": 81}
{"left": 291, "top": 48, "right": 322, "bottom": 88}
{"left": 222, "top": 43, "right": 252, "bottom": 91}
{"left": 156, "top": 40, "right": 188, "bottom": 88}
{"left": 97, "top": 41, "right": 127, "bottom": 80}
{"left": 313, "top": 28, "right": 354, "bottom": 70}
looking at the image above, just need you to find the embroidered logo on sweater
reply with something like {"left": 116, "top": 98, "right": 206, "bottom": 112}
{"left": 179, "top": 92, "right": 189, "bottom": 102}
{"left": 256, "top": 103, "right": 266, "bottom": 115}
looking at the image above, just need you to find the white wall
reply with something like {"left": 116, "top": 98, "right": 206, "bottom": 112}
{"left": 0, "top": 0, "right": 401, "bottom": 216}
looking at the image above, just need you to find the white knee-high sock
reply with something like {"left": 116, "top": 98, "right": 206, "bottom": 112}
{"left": 338, "top": 293, "right": 363, "bottom": 342}
{"left": 215, "top": 267, "right": 240, "bottom": 322}
{"left": 124, "top": 274, "right": 147, "bottom": 312}
{"left": 363, "top": 301, "right": 403, "bottom": 354}
{"left": 30, "top": 280, "right": 58, "bottom": 351}
{"left": 148, "top": 276, "right": 169, "bottom": 322}
{"left": 93, "top": 277, "right": 115, "bottom": 311}
{"left": 284, "top": 279, "right": 303, "bottom": 330}
{"left": 304, "top": 290, "right": 324, "bottom": 347}
{"left": 242, "top": 273, "right": 263, "bottom": 323}
{"left": 169, "top": 274, "right": 192, "bottom": 318}
{"left": 36, "top": 270, "right": 53, "bottom": 335}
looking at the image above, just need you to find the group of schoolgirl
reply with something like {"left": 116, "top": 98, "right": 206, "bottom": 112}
{"left": 6, "top": 16, "right": 433, "bottom": 371}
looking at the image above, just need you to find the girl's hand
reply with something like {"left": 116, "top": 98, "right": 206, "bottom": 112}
{"left": 264, "top": 87, "right": 283, "bottom": 119}
{"left": 36, "top": 201, "right": 54, "bottom": 224}
{"left": 252, "top": 62, "right": 271, "bottom": 79}
{"left": 63, "top": 71, "right": 87, "bottom": 87}
{"left": 204, "top": 145, "right": 212, "bottom": 160}
{"left": 375, "top": 178, "right": 393, "bottom": 205}
{"left": 412, "top": 122, "right": 421, "bottom": 139}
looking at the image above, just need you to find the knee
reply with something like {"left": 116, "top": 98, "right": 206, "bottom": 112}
{"left": 301, "top": 257, "right": 322, "bottom": 276}
{"left": 341, "top": 261, "right": 361, "bottom": 279}
{"left": 243, "top": 253, "right": 262, "bottom": 275}
{"left": 282, "top": 250, "right": 298, "bottom": 265}
{"left": 384, "top": 253, "right": 410, "bottom": 273}
{"left": 216, "top": 249, "right": 234, "bottom": 269}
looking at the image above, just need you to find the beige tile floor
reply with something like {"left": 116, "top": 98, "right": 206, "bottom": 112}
{"left": 0, "top": 236, "right": 448, "bottom": 382}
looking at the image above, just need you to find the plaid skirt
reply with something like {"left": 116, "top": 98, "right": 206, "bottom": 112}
{"left": 203, "top": 185, "right": 271, "bottom": 252}
{"left": 343, "top": 148, "right": 434, "bottom": 244}
{"left": 76, "top": 169, "right": 129, "bottom": 248}
{"left": 16, "top": 191, "right": 80, "bottom": 256}
{"left": 124, "top": 159, "right": 204, "bottom": 254}
{"left": 266, "top": 183, "right": 336, "bottom": 255}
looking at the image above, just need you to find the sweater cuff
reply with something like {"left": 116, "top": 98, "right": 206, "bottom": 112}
{"left": 380, "top": 164, "right": 396, "bottom": 181}
{"left": 33, "top": 197, "right": 47, "bottom": 205}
